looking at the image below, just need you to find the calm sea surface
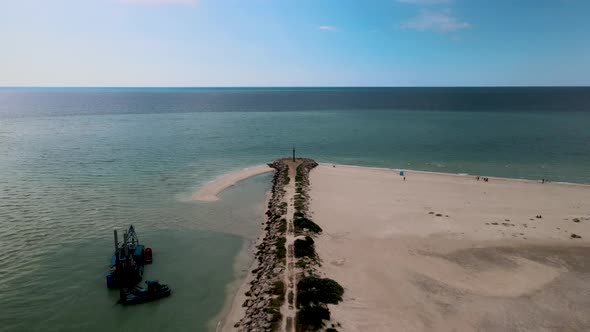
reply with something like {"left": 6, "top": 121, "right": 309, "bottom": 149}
{"left": 1, "top": 87, "right": 589, "bottom": 331}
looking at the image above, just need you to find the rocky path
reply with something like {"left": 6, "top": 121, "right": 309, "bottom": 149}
{"left": 228, "top": 158, "right": 319, "bottom": 332}
{"left": 280, "top": 160, "right": 300, "bottom": 332}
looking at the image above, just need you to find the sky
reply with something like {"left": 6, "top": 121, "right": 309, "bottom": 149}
{"left": 1, "top": 0, "right": 589, "bottom": 87}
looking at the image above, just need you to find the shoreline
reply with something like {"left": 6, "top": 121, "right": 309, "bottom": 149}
{"left": 213, "top": 239, "right": 255, "bottom": 331}
{"left": 194, "top": 162, "right": 589, "bottom": 204}
{"left": 215, "top": 189, "right": 273, "bottom": 332}
{"left": 321, "top": 162, "right": 590, "bottom": 187}
{"left": 214, "top": 235, "right": 261, "bottom": 332}
{"left": 217, "top": 159, "right": 292, "bottom": 331}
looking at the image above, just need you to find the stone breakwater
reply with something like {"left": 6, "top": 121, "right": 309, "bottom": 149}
{"left": 232, "top": 158, "right": 324, "bottom": 332}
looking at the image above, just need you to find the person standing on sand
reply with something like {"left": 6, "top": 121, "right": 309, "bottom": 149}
{"left": 403, "top": 176, "right": 406, "bottom": 181}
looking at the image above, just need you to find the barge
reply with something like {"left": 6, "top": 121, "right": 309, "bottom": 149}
{"left": 106, "top": 225, "right": 151, "bottom": 289}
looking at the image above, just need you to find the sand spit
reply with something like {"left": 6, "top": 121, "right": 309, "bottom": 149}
{"left": 309, "top": 164, "right": 590, "bottom": 331}
{"left": 193, "top": 165, "right": 273, "bottom": 202}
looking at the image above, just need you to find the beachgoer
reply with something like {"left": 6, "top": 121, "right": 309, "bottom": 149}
{"left": 403, "top": 176, "right": 406, "bottom": 181}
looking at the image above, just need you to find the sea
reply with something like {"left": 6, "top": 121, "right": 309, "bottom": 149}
{"left": 1, "top": 87, "right": 589, "bottom": 331}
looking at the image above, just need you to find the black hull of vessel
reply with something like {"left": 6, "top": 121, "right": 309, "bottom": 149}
{"left": 119, "top": 282, "right": 172, "bottom": 305}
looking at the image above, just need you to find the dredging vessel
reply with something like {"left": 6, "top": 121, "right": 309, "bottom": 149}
{"left": 106, "top": 225, "right": 150, "bottom": 289}
{"left": 106, "top": 225, "right": 171, "bottom": 304}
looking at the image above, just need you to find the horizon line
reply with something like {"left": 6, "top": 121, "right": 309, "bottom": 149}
{"left": 1, "top": 85, "right": 590, "bottom": 89}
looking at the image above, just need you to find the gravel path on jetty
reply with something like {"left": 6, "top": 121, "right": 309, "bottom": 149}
{"left": 222, "top": 158, "right": 341, "bottom": 332}
{"left": 280, "top": 160, "right": 299, "bottom": 331}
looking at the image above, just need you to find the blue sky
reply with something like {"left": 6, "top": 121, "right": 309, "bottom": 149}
{"left": 1, "top": 0, "right": 589, "bottom": 86}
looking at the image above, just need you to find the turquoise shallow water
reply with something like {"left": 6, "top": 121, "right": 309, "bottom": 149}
{"left": 1, "top": 88, "right": 590, "bottom": 331}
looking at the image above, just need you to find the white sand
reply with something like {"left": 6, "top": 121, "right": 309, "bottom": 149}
{"left": 193, "top": 165, "right": 273, "bottom": 202}
{"left": 309, "top": 164, "right": 590, "bottom": 331}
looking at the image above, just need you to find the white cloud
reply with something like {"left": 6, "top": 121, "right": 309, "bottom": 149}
{"left": 318, "top": 25, "right": 337, "bottom": 31}
{"left": 116, "top": 0, "right": 198, "bottom": 6}
{"left": 401, "top": 10, "right": 470, "bottom": 33}
{"left": 398, "top": 0, "right": 452, "bottom": 4}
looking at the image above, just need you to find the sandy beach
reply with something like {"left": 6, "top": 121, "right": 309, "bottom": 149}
{"left": 309, "top": 164, "right": 590, "bottom": 331}
{"left": 193, "top": 165, "right": 273, "bottom": 202}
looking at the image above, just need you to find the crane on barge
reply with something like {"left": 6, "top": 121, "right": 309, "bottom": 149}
{"left": 106, "top": 225, "right": 170, "bottom": 305}
{"left": 106, "top": 225, "right": 151, "bottom": 289}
